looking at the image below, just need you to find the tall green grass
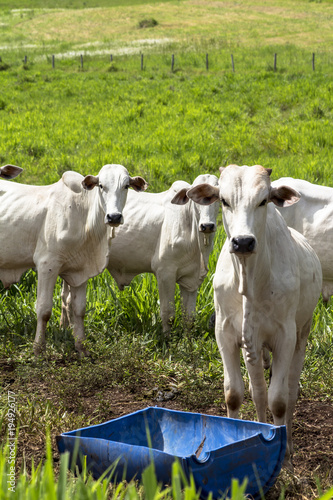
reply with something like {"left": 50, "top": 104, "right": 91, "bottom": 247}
{"left": 1, "top": 436, "right": 332, "bottom": 500}
{"left": 0, "top": 58, "right": 332, "bottom": 190}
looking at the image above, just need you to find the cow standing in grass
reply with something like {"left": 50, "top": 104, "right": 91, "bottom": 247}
{"left": 0, "top": 164, "right": 147, "bottom": 356}
{"left": 186, "top": 164, "right": 322, "bottom": 466}
{"left": 62, "top": 174, "right": 219, "bottom": 334}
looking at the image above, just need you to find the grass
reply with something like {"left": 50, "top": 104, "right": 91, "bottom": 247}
{"left": 0, "top": 61, "right": 332, "bottom": 189}
{"left": 0, "top": 0, "right": 332, "bottom": 498}
{"left": 0, "top": 0, "right": 333, "bottom": 55}
{"left": 0, "top": 436, "right": 254, "bottom": 500}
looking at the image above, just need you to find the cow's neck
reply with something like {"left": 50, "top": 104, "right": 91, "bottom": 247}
{"left": 85, "top": 189, "right": 108, "bottom": 240}
{"left": 198, "top": 231, "right": 214, "bottom": 277}
{"left": 84, "top": 189, "right": 110, "bottom": 269}
{"left": 231, "top": 236, "right": 271, "bottom": 366}
{"left": 189, "top": 201, "right": 215, "bottom": 279}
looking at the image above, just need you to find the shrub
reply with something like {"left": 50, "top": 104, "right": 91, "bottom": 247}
{"left": 137, "top": 18, "right": 158, "bottom": 29}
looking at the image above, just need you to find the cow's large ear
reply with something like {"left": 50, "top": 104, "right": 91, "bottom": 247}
{"left": 187, "top": 183, "right": 220, "bottom": 205}
{"left": 62, "top": 171, "right": 84, "bottom": 193}
{"left": 270, "top": 185, "right": 300, "bottom": 207}
{"left": 129, "top": 176, "right": 148, "bottom": 192}
{"left": 0, "top": 165, "right": 23, "bottom": 179}
{"left": 171, "top": 188, "right": 189, "bottom": 205}
{"left": 82, "top": 175, "right": 99, "bottom": 191}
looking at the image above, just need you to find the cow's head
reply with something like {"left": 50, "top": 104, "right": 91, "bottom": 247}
{"left": 186, "top": 165, "right": 300, "bottom": 256}
{"left": 171, "top": 174, "right": 219, "bottom": 234}
{"left": 82, "top": 164, "right": 147, "bottom": 226}
{"left": 0, "top": 164, "right": 23, "bottom": 180}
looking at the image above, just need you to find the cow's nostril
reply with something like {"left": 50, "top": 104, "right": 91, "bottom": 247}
{"left": 200, "top": 223, "right": 215, "bottom": 233}
{"left": 106, "top": 213, "right": 122, "bottom": 225}
{"left": 231, "top": 237, "right": 256, "bottom": 254}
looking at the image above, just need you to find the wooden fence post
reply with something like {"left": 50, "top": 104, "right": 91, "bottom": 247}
{"left": 110, "top": 54, "right": 113, "bottom": 62}
{"left": 141, "top": 53, "right": 144, "bottom": 70}
{"left": 52, "top": 55, "right": 55, "bottom": 69}
{"left": 312, "top": 53, "right": 315, "bottom": 71}
{"left": 274, "top": 53, "right": 277, "bottom": 72}
{"left": 171, "top": 54, "right": 174, "bottom": 71}
{"left": 24, "top": 55, "right": 27, "bottom": 64}
{"left": 206, "top": 53, "right": 209, "bottom": 71}
{"left": 80, "top": 54, "right": 83, "bottom": 69}
{"left": 231, "top": 54, "right": 235, "bottom": 72}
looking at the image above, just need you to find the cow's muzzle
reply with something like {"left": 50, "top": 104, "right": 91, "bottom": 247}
{"left": 230, "top": 236, "right": 256, "bottom": 255}
{"left": 106, "top": 212, "right": 123, "bottom": 226}
{"left": 199, "top": 223, "right": 216, "bottom": 233}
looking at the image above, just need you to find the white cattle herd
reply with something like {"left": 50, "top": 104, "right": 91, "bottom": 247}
{"left": 1, "top": 162, "right": 331, "bottom": 467}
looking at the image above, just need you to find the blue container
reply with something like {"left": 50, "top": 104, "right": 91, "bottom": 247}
{"left": 56, "top": 406, "right": 286, "bottom": 499}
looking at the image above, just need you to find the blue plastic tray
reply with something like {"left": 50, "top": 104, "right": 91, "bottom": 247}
{"left": 56, "top": 406, "right": 286, "bottom": 499}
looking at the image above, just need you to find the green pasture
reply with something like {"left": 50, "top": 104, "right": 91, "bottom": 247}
{"left": 0, "top": 0, "right": 333, "bottom": 56}
{"left": 0, "top": 0, "right": 333, "bottom": 498}
{"left": 0, "top": 63, "right": 332, "bottom": 188}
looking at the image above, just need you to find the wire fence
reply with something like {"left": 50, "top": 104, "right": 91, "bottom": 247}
{"left": 1, "top": 48, "right": 332, "bottom": 74}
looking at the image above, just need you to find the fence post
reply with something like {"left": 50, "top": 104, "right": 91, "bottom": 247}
{"left": 141, "top": 53, "right": 144, "bottom": 70}
{"left": 171, "top": 54, "right": 174, "bottom": 71}
{"left": 312, "top": 53, "right": 315, "bottom": 71}
{"left": 206, "top": 53, "right": 209, "bottom": 71}
{"left": 80, "top": 54, "right": 83, "bottom": 69}
{"left": 52, "top": 55, "right": 55, "bottom": 69}
{"left": 24, "top": 55, "right": 27, "bottom": 64}
{"left": 274, "top": 53, "right": 277, "bottom": 72}
{"left": 231, "top": 54, "right": 235, "bottom": 72}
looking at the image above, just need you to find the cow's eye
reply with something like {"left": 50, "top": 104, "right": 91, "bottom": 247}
{"left": 99, "top": 184, "right": 103, "bottom": 190}
{"left": 259, "top": 199, "right": 267, "bottom": 207}
{"left": 124, "top": 184, "right": 129, "bottom": 190}
{"left": 221, "top": 198, "right": 230, "bottom": 208}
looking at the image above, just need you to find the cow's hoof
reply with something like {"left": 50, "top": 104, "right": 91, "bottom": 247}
{"left": 282, "top": 456, "right": 294, "bottom": 472}
{"left": 75, "top": 346, "right": 90, "bottom": 359}
{"left": 33, "top": 342, "right": 46, "bottom": 357}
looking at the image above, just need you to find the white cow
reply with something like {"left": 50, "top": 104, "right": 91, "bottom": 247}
{"left": 272, "top": 177, "right": 333, "bottom": 302}
{"left": 0, "top": 164, "right": 23, "bottom": 179}
{"left": 186, "top": 165, "right": 322, "bottom": 465}
{"left": 61, "top": 174, "right": 219, "bottom": 333}
{"left": 0, "top": 164, "right": 147, "bottom": 356}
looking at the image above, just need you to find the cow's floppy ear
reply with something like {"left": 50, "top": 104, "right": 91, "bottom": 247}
{"left": 82, "top": 175, "right": 99, "bottom": 191}
{"left": 187, "top": 183, "right": 220, "bottom": 205}
{"left": 171, "top": 188, "right": 189, "bottom": 205}
{"left": 62, "top": 171, "right": 85, "bottom": 193}
{"left": 129, "top": 176, "right": 148, "bottom": 192}
{"left": 0, "top": 164, "right": 23, "bottom": 179}
{"left": 270, "top": 185, "right": 300, "bottom": 207}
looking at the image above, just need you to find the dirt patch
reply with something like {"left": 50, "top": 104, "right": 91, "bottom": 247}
{"left": 7, "top": 379, "right": 333, "bottom": 499}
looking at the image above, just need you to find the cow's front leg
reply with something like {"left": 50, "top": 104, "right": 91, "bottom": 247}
{"left": 215, "top": 310, "right": 244, "bottom": 417}
{"left": 286, "top": 323, "right": 310, "bottom": 458}
{"left": 156, "top": 271, "right": 176, "bottom": 334}
{"left": 70, "top": 281, "right": 89, "bottom": 357}
{"left": 60, "top": 280, "right": 72, "bottom": 329}
{"left": 179, "top": 286, "right": 197, "bottom": 327}
{"left": 243, "top": 355, "right": 267, "bottom": 422}
{"left": 269, "top": 322, "right": 297, "bottom": 465}
{"left": 34, "top": 270, "right": 58, "bottom": 356}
